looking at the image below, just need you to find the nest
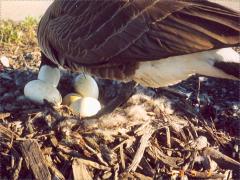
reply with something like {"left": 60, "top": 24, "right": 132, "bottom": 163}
{"left": 1, "top": 42, "right": 240, "bottom": 179}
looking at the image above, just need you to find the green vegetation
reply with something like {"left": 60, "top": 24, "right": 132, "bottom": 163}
{"left": 0, "top": 16, "right": 39, "bottom": 46}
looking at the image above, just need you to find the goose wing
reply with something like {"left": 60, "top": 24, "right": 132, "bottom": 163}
{"left": 38, "top": 0, "right": 240, "bottom": 67}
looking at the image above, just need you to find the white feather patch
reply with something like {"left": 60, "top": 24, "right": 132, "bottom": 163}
{"left": 133, "top": 48, "right": 239, "bottom": 88}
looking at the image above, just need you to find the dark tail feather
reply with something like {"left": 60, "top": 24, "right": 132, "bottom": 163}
{"left": 214, "top": 62, "right": 240, "bottom": 78}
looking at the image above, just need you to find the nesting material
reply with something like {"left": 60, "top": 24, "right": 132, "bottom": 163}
{"left": 24, "top": 80, "right": 62, "bottom": 105}
{"left": 74, "top": 74, "right": 99, "bottom": 99}
{"left": 70, "top": 97, "right": 101, "bottom": 117}
{"left": 37, "top": 65, "right": 61, "bottom": 87}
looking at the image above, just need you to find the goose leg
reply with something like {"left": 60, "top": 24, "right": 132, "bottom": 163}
{"left": 93, "top": 81, "right": 137, "bottom": 117}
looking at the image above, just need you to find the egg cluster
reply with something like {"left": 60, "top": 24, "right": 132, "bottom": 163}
{"left": 24, "top": 65, "right": 62, "bottom": 105}
{"left": 63, "top": 74, "right": 101, "bottom": 117}
{"left": 24, "top": 65, "right": 101, "bottom": 117}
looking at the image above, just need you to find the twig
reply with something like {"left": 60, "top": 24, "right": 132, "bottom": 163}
{"left": 120, "top": 145, "right": 126, "bottom": 170}
{"left": 146, "top": 144, "right": 182, "bottom": 168}
{"left": 45, "top": 155, "right": 65, "bottom": 180}
{"left": 202, "top": 147, "right": 240, "bottom": 170}
{"left": 0, "top": 112, "right": 10, "bottom": 120}
{"left": 12, "top": 157, "right": 23, "bottom": 180}
{"left": 0, "top": 124, "right": 19, "bottom": 139}
{"left": 133, "top": 172, "right": 152, "bottom": 180}
{"left": 165, "top": 126, "right": 172, "bottom": 156}
{"left": 126, "top": 125, "right": 155, "bottom": 172}
{"left": 186, "top": 170, "right": 225, "bottom": 179}
{"left": 72, "top": 158, "right": 92, "bottom": 180}
{"left": 112, "top": 137, "right": 135, "bottom": 151}
{"left": 114, "top": 164, "right": 119, "bottom": 180}
{"left": 74, "top": 158, "right": 111, "bottom": 171}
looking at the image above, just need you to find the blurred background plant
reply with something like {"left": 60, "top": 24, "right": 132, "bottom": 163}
{"left": 0, "top": 16, "right": 38, "bottom": 46}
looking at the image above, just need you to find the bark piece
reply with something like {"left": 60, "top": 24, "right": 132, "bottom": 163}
{"left": 203, "top": 147, "right": 240, "bottom": 170}
{"left": 0, "top": 124, "right": 19, "bottom": 139}
{"left": 20, "top": 140, "right": 51, "bottom": 180}
{"left": 72, "top": 158, "right": 92, "bottom": 180}
{"left": 126, "top": 125, "right": 155, "bottom": 172}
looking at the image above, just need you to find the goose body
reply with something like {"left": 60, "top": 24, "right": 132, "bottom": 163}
{"left": 37, "top": 0, "right": 239, "bottom": 88}
{"left": 134, "top": 48, "right": 239, "bottom": 87}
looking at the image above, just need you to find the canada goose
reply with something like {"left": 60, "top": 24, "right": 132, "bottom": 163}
{"left": 26, "top": 0, "right": 240, "bottom": 114}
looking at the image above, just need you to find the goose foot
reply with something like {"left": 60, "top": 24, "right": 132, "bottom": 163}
{"left": 93, "top": 81, "right": 137, "bottom": 118}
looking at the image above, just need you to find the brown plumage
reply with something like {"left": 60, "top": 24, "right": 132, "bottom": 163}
{"left": 38, "top": 0, "right": 240, "bottom": 81}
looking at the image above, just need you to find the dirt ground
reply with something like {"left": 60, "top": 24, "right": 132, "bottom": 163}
{"left": 0, "top": 28, "right": 240, "bottom": 179}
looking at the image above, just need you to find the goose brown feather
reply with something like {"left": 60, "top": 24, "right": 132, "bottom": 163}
{"left": 38, "top": 0, "right": 240, "bottom": 80}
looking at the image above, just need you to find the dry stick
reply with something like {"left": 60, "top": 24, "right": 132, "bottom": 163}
{"left": 188, "top": 121, "right": 198, "bottom": 139}
{"left": 26, "top": 112, "right": 46, "bottom": 134}
{"left": 126, "top": 125, "right": 155, "bottom": 172}
{"left": 57, "top": 144, "right": 83, "bottom": 158}
{"left": 12, "top": 157, "right": 23, "bottom": 180}
{"left": 166, "top": 127, "right": 171, "bottom": 149}
{"left": 83, "top": 143, "right": 109, "bottom": 166}
{"left": 114, "top": 164, "right": 120, "bottom": 180}
{"left": 11, "top": 155, "right": 15, "bottom": 169}
{"left": 112, "top": 137, "right": 135, "bottom": 151}
{"left": 74, "top": 158, "right": 111, "bottom": 171}
{"left": 165, "top": 126, "right": 172, "bottom": 156}
{"left": 146, "top": 144, "right": 181, "bottom": 168}
{"left": 120, "top": 145, "right": 126, "bottom": 170}
{"left": 0, "top": 112, "right": 10, "bottom": 120}
{"left": 72, "top": 158, "right": 92, "bottom": 180}
{"left": 0, "top": 124, "right": 19, "bottom": 139}
{"left": 133, "top": 172, "right": 152, "bottom": 180}
{"left": 203, "top": 147, "right": 240, "bottom": 170}
{"left": 186, "top": 170, "right": 225, "bottom": 179}
{"left": 45, "top": 155, "right": 65, "bottom": 180}
{"left": 20, "top": 140, "right": 51, "bottom": 180}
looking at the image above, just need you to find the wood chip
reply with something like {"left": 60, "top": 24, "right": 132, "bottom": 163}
{"left": 126, "top": 125, "right": 155, "bottom": 172}
{"left": 147, "top": 144, "right": 182, "bottom": 168}
{"left": 72, "top": 158, "right": 92, "bottom": 180}
{"left": 12, "top": 157, "right": 23, "bottom": 180}
{"left": 0, "top": 124, "right": 19, "bottom": 139}
{"left": 73, "top": 158, "right": 111, "bottom": 171}
{"left": 203, "top": 147, "right": 240, "bottom": 170}
{"left": 20, "top": 140, "right": 51, "bottom": 180}
{"left": 186, "top": 170, "right": 225, "bottom": 179}
{"left": 0, "top": 112, "right": 11, "bottom": 120}
{"left": 120, "top": 145, "right": 126, "bottom": 170}
{"left": 133, "top": 172, "right": 152, "bottom": 180}
{"left": 45, "top": 155, "right": 65, "bottom": 180}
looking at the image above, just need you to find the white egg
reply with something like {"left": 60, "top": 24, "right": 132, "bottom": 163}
{"left": 69, "top": 97, "right": 101, "bottom": 117}
{"left": 74, "top": 74, "right": 99, "bottom": 99}
{"left": 24, "top": 80, "right": 62, "bottom": 105}
{"left": 38, "top": 65, "right": 60, "bottom": 87}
